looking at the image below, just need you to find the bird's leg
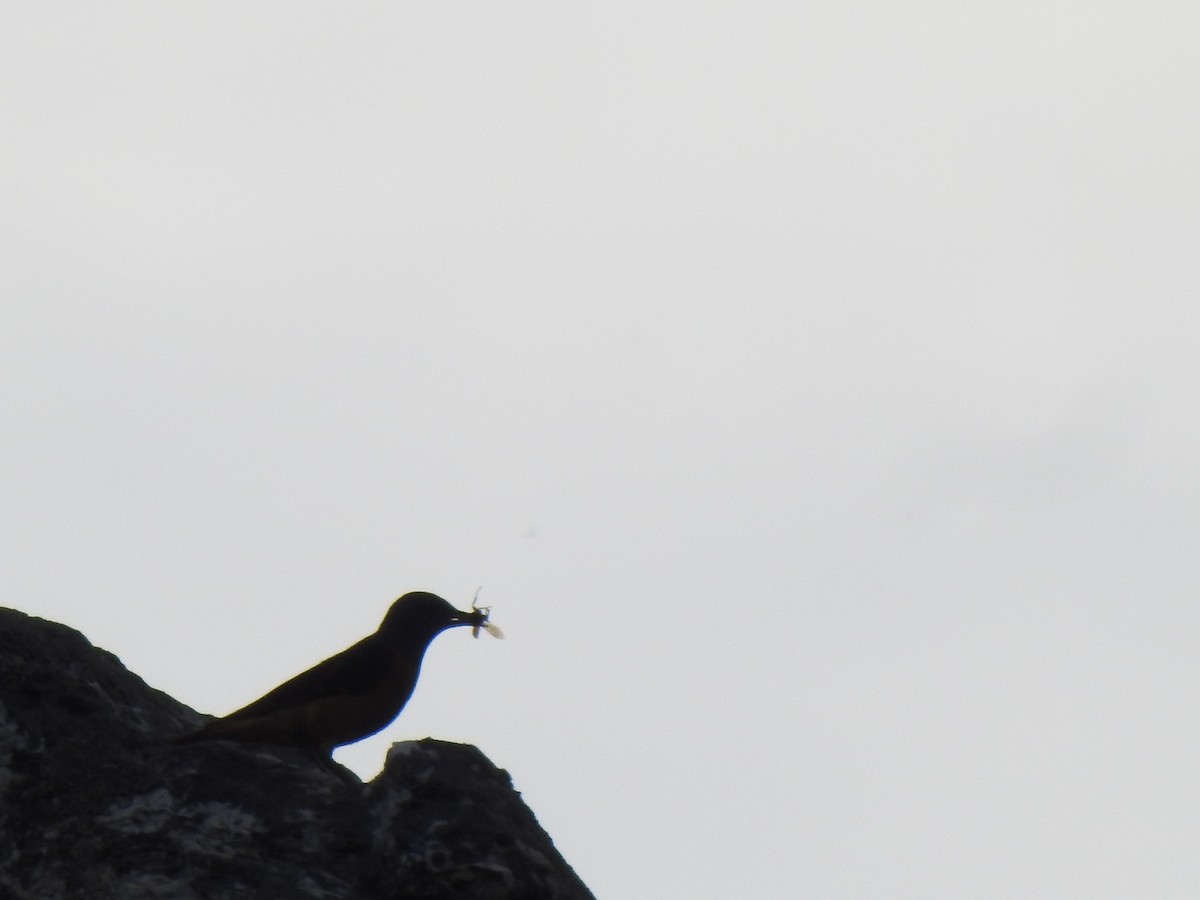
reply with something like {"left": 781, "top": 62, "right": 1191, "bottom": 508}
{"left": 310, "top": 749, "right": 362, "bottom": 787}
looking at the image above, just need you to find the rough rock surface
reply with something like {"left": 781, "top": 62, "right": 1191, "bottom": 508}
{"left": 0, "top": 607, "right": 594, "bottom": 900}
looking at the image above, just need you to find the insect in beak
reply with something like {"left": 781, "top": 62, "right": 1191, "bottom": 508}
{"left": 468, "top": 589, "right": 504, "bottom": 639}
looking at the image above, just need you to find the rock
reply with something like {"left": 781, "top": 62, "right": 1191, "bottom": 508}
{"left": 0, "top": 607, "right": 594, "bottom": 900}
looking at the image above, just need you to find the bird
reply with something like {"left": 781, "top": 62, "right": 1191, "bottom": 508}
{"left": 176, "top": 592, "right": 501, "bottom": 762}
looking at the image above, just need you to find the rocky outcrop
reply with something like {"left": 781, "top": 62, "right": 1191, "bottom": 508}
{"left": 0, "top": 607, "right": 593, "bottom": 900}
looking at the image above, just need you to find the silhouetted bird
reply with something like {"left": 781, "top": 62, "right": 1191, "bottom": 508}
{"left": 176, "top": 592, "right": 501, "bottom": 760}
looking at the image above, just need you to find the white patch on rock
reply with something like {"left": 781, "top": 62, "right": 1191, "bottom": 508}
{"left": 384, "top": 740, "right": 422, "bottom": 763}
{"left": 171, "top": 802, "right": 265, "bottom": 860}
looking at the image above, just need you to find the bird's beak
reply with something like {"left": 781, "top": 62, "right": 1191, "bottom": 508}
{"left": 455, "top": 604, "right": 504, "bottom": 639}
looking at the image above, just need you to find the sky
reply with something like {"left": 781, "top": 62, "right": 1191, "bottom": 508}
{"left": 2, "top": 4, "right": 1199, "bottom": 897}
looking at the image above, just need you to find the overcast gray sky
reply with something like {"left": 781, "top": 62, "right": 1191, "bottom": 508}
{"left": 3, "top": 4, "right": 1199, "bottom": 898}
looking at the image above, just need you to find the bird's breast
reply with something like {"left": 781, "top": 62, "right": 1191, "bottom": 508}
{"left": 301, "top": 653, "right": 422, "bottom": 750}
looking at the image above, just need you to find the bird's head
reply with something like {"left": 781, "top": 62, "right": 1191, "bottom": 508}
{"left": 378, "top": 591, "right": 502, "bottom": 644}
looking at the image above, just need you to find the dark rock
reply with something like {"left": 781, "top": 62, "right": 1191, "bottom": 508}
{"left": 0, "top": 608, "right": 594, "bottom": 900}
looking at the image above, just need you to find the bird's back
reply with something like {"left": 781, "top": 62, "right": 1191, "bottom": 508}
{"left": 178, "top": 631, "right": 424, "bottom": 752}
{"left": 221, "top": 633, "right": 391, "bottom": 722}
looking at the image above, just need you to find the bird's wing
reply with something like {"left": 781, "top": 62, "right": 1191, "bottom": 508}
{"left": 222, "top": 634, "right": 392, "bottom": 721}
